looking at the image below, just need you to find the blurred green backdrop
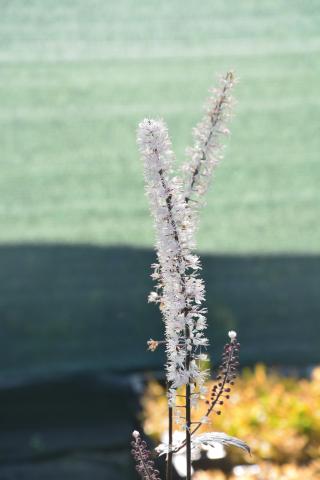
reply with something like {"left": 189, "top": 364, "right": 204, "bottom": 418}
{"left": 0, "top": 0, "right": 319, "bottom": 377}
{"left": 1, "top": 0, "right": 319, "bottom": 250}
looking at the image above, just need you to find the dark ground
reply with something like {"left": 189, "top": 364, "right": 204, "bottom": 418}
{"left": 0, "top": 371, "right": 142, "bottom": 479}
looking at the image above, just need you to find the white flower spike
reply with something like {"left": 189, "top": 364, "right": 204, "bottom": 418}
{"left": 183, "top": 72, "right": 235, "bottom": 205}
{"left": 138, "top": 118, "right": 209, "bottom": 407}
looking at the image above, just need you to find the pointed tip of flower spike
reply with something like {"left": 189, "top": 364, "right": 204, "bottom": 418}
{"left": 225, "top": 71, "right": 235, "bottom": 83}
{"left": 132, "top": 430, "right": 140, "bottom": 439}
{"left": 137, "top": 118, "right": 171, "bottom": 156}
{"left": 183, "top": 71, "right": 236, "bottom": 205}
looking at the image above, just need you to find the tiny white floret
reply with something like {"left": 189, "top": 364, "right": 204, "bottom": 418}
{"left": 228, "top": 330, "right": 237, "bottom": 341}
{"left": 148, "top": 291, "right": 159, "bottom": 303}
{"left": 132, "top": 430, "right": 140, "bottom": 439}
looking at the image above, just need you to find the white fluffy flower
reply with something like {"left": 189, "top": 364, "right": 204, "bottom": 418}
{"left": 148, "top": 291, "right": 159, "bottom": 303}
{"left": 137, "top": 118, "right": 209, "bottom": 407}
{"left": 228, "top": 330, "right": 237, "bottom": 341}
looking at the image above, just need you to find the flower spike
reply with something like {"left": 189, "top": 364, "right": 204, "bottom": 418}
{"left": 183, "top": 72, "right": 235, "bottom": 205}
{"left": 131, "top": 431, "right": 162, "bottom": 480}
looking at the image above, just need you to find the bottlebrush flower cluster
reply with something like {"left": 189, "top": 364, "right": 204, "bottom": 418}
{"left": 183, "top": 72, "right": 235, "bottom": 204}
{"left": 137, "top": 119, "right": 209, "bottom": 405}
{"left": 137, "top": 72, "right": 235, "bottom": 410}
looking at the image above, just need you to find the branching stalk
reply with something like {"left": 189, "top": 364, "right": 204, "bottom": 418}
{"left": 173, "top": 336, "right": 240, "bottom": 454}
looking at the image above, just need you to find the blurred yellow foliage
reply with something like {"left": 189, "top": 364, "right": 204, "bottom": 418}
{"left": 142, "top": 365, "right": 320, "bottom": 465}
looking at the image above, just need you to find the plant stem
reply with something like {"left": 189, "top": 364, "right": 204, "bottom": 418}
{"left": 185, "top": 325, "right": 192, "bottom": 480}
{"left": 166, "top": 403, "right": 173, "bottom": 480}
{"left": 186, "top": 383, "right": 192, "bottom": 480}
